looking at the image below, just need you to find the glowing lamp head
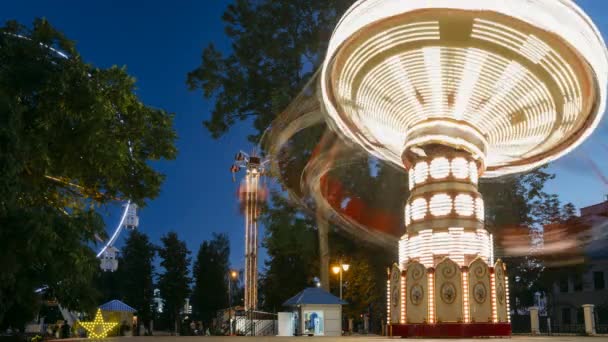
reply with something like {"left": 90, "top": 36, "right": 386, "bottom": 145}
{"left": 230, "top": 270, "right": 238, "bottom": 279}
{"left": 342, "top": 264, "right": 350, "bottom": 272}
{"left": 321, "top": 0, "right": 608, "bottom": 177}
{"left": 332, "top": 265, "right": 341, "bottom": 274}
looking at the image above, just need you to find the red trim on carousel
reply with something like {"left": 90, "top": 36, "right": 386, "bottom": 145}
{"left": 388, "top": 322, "right": 511, "bottom": 337}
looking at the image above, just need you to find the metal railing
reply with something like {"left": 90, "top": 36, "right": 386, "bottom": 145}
{"left": 226, "top": 310, "right": 277, "bottom": 336}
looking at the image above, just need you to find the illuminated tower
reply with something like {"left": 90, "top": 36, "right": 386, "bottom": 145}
{"left": 318, "top": 0, "right": 607, "bottom": 337}
{"left": 232, "top": 151, "right": 268, "bottom": 311}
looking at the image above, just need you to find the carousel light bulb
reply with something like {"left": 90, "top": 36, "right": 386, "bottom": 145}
{"left": 469, "top": 162, "right": 479, "bottom": 184}
{"left": 414, "top": 162, "right": 429, "bottom": 185}
{"left": 429, "top": 193, "right": 453, "bottom": 217}
{"left": 476, "top": 197, "right": 485, "bottom": 221}
{"left": 411, "top": 198, "right": 428, "bottom": 221}
{"left": 455, "top": 194, "right": 475, "bottom": 217}
{"left": 430, "top": 157, "right": 450, "bottom": 179}
{"left": 451, "top": 157, "right": 469, "bottom": 179}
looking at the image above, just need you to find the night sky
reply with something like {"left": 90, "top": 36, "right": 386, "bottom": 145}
{"left": 3, "top": 0, "right": 608, "bottom": 270}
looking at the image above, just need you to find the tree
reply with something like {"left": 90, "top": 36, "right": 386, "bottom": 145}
{"left": 157, "top": 232, "right": 191, "bottom": 334}
{"left": 259, "top": 195, "right": 319, "bottom": 312}
{"left": 0, "top": 19, "right": 177, "bottom": 329}
{"left": 342, "top": 258, "right": 379, "bottom": 320}
{"left": 191, "top": 233, "right": 230, "bottom": 327}
{"left": 119, "top": 230, "right": 156, "bottom": 334}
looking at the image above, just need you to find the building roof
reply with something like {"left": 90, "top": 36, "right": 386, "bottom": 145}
{"left": 99, "top": 300, "right": 136, "bottom": 313}
{"left": 283, "top": 287, "right": 347, "bottom": 306}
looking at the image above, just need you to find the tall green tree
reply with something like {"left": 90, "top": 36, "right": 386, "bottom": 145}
{"left": 157, "top": 232, "right": 191, "bottom": 334}
{"left": 119, "top": 230, "right": 156, "bottom": 333}
{"left": 191, "top": 233, "right": 230, "bottom": 326}
{"left": 0, "top": 19, "right": 177, "bottom": 329}
{"left": 341, "top": 258, "right": 379, "bottom": 320}
{"left": 259, "top": 195, "right": 319, "bottom": 312}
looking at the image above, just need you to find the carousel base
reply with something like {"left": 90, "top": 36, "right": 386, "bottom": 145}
{"left": 388, "top": 323, "right": 511, "bottom": 338}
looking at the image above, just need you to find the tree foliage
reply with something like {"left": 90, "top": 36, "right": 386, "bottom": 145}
{"left": 188, "top": 0, "right": 353, "bottom": 141}
{"left": 259, "top": 195, "right": 319, "bottom": 311}
{"left": 192, "top": 233, "right": 230, "bottom": 326}
{"left": 0, "top": 18, "right": 177, "bottom": 329}
{"left": 157, "top": 232, "right": 191, "bottom": 333}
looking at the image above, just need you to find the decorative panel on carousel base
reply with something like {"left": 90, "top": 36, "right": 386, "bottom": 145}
{"left": 388, "top": 257, "right": 512, "bottom": 337}
{"left": 435, "top": 258, "right": 463, "bottom": 323}
{"left": 405, "top": 261, "right": 428, "bottom": 324}
{"left": 469, "top": 257, "right": 492, "bottom": 323}
{"left": 390, "top": 263, "right": 402, "bottom": 324}
{"left": 494, "top": 260, "right": 510, "bottom": 324}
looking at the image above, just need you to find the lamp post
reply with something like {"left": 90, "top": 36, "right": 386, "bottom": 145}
{"left": 228, "top": 270, "right": 238, "bottom": 335}
{"left": 331, "top": 263, "right": 350, "bottom": 300}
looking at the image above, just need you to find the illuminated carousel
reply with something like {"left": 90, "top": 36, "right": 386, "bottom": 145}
{"left": 317, "top": 0, "right": 608, "bottom": 337}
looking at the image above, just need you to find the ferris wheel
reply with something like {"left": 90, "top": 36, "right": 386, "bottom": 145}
{"left": 97, "top": 201, "right": 139, "bottom": 272}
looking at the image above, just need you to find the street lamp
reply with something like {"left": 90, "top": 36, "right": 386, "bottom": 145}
{"left": 332, "top": 263, "right": 350, "bottom": 300}
{"left": 228, "top": 270, "right": 238, "bottom": 335}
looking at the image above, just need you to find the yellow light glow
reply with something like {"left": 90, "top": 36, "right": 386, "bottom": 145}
{"left": 463, "top": 271, "right": 470, "bottom": 323}
{"left": 490, "top": 272, "right": 498, "bottom": 323}
{"left": 78, "top": 309, "right": 118, "bottom": 339}
{"left": 342, "top": 264, "right": 350, "bottom": 272}
{"left": 428, "top": 272, "right": 435, "bottom": 324}
{"left": 505, "top": 268, "right": 511, "bottom": 323}
{"left": 387, "top": 279, "right": 391, "bottom": 320}
{"left": 332, "top": 266, "right": 341, "bottom": 274}
{"left": 399, "top": 228, "right": 491, "bottom": 268}
{"left": 401, "top": 274, "right": 406, "bottom": 324}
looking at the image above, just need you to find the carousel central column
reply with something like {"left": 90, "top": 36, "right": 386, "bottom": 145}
{"left": 399, "top": 122, "right": 491, "bottom": 270}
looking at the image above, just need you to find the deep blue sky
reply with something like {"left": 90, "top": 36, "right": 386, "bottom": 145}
{"left": 3, "top": 0, "right": 607, "bottom": 270}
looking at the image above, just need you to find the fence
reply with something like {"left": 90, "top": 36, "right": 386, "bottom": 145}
{"left": 219, "top": 309, "right": 277, "bottom": 336}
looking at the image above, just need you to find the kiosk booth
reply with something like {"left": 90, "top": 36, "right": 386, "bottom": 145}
{"left": 281, "top": 287, "right": 347, "bottom": 336}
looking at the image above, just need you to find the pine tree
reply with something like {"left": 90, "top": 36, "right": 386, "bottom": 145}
{"left": 158, "top": 232, "right": 191, "bottom": 334}
{"left": 191, "top": 233, "right": 230, "bottom": 327}
{"left": 119, "top": 230, "right": 156, "bottom": 334}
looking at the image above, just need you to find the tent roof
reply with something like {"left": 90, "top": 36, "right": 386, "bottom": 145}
{"left": 283, "top": 287, "right": 347, "bottom": 306}
{"left": 99, "top": 299, "right": 136, "bottom": 312}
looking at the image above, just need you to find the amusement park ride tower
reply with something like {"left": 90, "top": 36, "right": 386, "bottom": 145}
{"left": 232, "top": 151, "right": 269, "bottom": 311}
{"left": 318, "top": 0, "right": 608, "bottom": 337}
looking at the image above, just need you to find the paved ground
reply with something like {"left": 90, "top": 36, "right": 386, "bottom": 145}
{"left": 85, "top": 336, "right": 608, "bottom": 342}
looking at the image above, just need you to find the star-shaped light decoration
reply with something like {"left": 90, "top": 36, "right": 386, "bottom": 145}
{"left": 79, "top": 308, "right": 118, "bottom": 338}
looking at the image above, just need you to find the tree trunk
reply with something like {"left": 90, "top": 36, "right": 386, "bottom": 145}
{"left": 317, "top": 209, "right": 330, "bottom": 290}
